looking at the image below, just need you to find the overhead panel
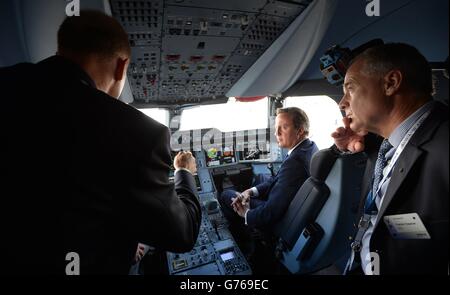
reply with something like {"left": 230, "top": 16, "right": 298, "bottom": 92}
{"left": 110, "top": 0, "right": 313, "bottom": 107}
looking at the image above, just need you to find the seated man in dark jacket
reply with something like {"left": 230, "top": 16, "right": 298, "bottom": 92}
{"left": 219, "top": 107, "right": 318, "bottom": 258}
{"left": 332, "top": 43, "right": 448, "bottom": 275}
{"left": 0, "top": 10, "right": 201, "bottom": 275}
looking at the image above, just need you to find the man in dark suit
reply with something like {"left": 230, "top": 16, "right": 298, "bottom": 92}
{"left": 332, "top": 43, "right": 448, "bottom": 274}
{"left": 0, "top": 10, "right": 201, "bottom": 274}
{"left": 219, "top": 107, "right": 318, "bottom": 252}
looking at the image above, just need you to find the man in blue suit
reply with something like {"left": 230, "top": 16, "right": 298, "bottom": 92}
{"left": 219, "top": 107, "right": 318, "bottom": 252}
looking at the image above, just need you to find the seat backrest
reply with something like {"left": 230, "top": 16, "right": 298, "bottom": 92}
{"left": 273, "top": 148, "right": 337, "bottom": 248}
{"left": 274, "top": 148, "right": 367, "bottom": 274}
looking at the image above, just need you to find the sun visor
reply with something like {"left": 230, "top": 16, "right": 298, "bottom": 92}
{"left": 226, "top": 0, "right": 338, "bottom": 98}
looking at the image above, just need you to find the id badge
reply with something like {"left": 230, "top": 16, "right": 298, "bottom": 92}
{"left": 383, "top": 213, "right": 431, "bottom": 239}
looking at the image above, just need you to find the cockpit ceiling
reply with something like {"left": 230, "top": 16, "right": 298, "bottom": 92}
{"left": 110, "top": 0, "right": 313, "bottom": 107}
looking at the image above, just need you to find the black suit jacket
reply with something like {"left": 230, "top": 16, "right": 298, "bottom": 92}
{"left": 358, "top": 101, "right": 448, "bottom": 274}
{"left": 0, "top": 56, "right": 201, "bottom": 274}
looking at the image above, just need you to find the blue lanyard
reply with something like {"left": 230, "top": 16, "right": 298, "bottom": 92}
{"left": 364, "top": 190, "right": 377, "bottom": 215}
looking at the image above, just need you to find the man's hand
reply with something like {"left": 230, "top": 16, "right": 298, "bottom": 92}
{"left": 174, "top": 151, "right": 197, "bottom": 174}
{"left": 231, "top": 189, "right": 252, "bottom": 207}
{"left": 231, "top": 195, "right": 250, "bottom": 218}
{"left": 133, "top": 243, "right": 146, "bottom": 264}
{"left": 331, "top": 117, "right": 367, "bottom": 153}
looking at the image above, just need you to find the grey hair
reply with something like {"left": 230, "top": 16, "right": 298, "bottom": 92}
{"left": 352, "top": 43, "right": 434, "bottom": 96}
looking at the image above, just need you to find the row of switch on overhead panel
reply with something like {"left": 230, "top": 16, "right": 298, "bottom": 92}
{"left": 166, "top": 18, "right": 250, "bottom": 34}
{"left": 164, "top": 55, "right": 226, "bottom": 62}
{"left": 129, "top": 62, "right": 224, "bottom": 76}
{"left": 130, "top": 64, "right": 156, "bottom": 74}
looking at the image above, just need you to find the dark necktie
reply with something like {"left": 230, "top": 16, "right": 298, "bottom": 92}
{"left": 372, "top": 139, "right": 393, "bottom": 195}
{"left": 365, "top": 139, "right": 393, "bottom": 214}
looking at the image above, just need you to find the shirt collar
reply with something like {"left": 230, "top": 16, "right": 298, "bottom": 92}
{"left": 287, "top": 138, "right": 306, "bottom": 156}
{"left": 388, "top": 101, "right": 433, "bottom": 148}
{"left": 39, "top": 55, "right": 97, "bottom": 89}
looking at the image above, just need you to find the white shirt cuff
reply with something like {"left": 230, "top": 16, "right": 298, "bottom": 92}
{"left": 251, "top": 187, "right": 259, "bottom": 197}
{"left": 244, "top": 209, "right": 250, "bottom": 226}
{"left": 175, "top": 168, "right": 193, "bottom": 175}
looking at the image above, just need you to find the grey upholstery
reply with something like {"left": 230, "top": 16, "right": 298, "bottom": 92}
{"left": 274, "top": 148, "right": 367, "bottom": 274}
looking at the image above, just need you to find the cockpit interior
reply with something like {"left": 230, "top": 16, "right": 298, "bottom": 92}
{"left": 0, "top": 0, "right": 448, "bottom": 278}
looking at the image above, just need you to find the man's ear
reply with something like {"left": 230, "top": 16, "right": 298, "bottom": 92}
{"left": 384, "top": 69, "right": 402, "bottom": 96}
{"left": 297, "top": 127, "right": 304, "bottom": 139}
{"left": 114, "top": 57, "right": 129, "bottom": 81}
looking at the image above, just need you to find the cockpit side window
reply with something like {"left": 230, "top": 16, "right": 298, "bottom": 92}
{"left": 284, "top": 96, "right": 342, "bottom": 150}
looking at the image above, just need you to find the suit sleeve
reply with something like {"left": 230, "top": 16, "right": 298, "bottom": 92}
{"left": 247, "top": 157, "right": 309, "bottom": 228}
{"left": 254, "top": 180, "right": 272, "bottom": 198}
{"left": 126, "top": 126, "right": 201, "bottom": 253}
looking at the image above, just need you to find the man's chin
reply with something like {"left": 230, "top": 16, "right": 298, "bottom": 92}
{"left": 350, "top": 122, "right": 368, "bottom": 136}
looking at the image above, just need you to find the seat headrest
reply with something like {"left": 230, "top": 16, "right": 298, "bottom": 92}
{"left": 310, "top": 148, "right": 339, "bottom": 182}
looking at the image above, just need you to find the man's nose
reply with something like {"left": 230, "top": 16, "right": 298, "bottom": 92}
{"left": 338, "top": 95, "right": 348, "bottom": 111}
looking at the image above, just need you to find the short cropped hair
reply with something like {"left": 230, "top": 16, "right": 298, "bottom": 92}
{"left": 354, "top": 43, "right": 434, "bottom": 96}
{"left": 276, "top": 107, "right": 310, "bottom": 136}
{"left": 57, "top": 10, "right": 131, "bottom": 59}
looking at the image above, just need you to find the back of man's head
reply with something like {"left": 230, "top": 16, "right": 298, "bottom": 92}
{"left": 57, "top": 10, "right": 131, "bottom": 60}
{"left": 355, "top": 43, "right": 434, "bottom": 97}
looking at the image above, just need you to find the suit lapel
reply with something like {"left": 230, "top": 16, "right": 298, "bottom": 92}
{"left": 278, "top": 139, "right": 309, "bottom": 169}
{"left": 357, "top": 155, "right": 376, "bottom": 216}
{"left": 271, "top": 139, "right": 310, "bottom": 188}
{"left": 374, "top": 102, "right": 445, "bottom": 227}
{"left": 361, "top": 156, "right": 376, "bottom": 199}
{"left": 374, "top": 145, "right": 423, "bottom": 228}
